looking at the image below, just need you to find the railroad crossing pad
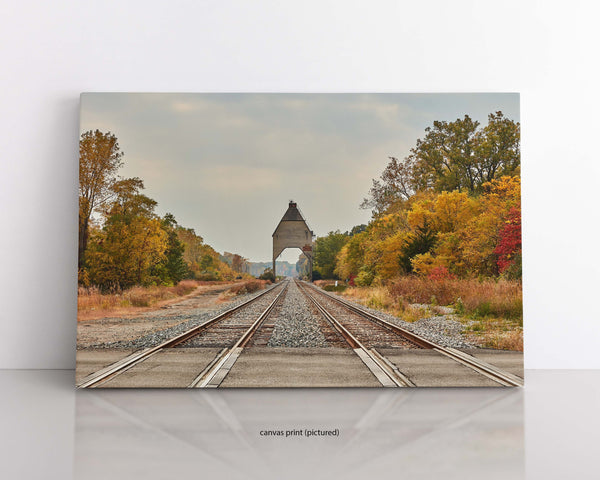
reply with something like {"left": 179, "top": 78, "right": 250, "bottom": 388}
{"left": 378, "top": 349, "right": 523, "bottom": 387}
{"left": 219, "top": 347, "right": 382, "bottom": 387}
{"left": 83, "top": 348, "right": 221, "bottom": 388}
{"left": 459, "top": 348, "right": 524, "bottom": 379}
{"left": 75, "top": 349, "right": 135, "bottom": 384}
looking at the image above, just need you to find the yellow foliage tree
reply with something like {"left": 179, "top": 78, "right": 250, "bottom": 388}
{"left": 411, "top": 252, "right": 438, "bottom": 277}
{"left": 374, "top": 231, "right": 409, "bottom": 280}
{"left": 458, "top": 176, "right": 521, "bottom": 275}
{"left": 335, "top": 232, "right": 367, "bottom": 279}
{"left": 87, "top": 216, "right": 168, "bottom": 289}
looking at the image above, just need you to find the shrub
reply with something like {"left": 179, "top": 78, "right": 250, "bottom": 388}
{"left": 411, "top": 252, "right": 436, "bottom": 277}
{"left": 128, "top": 288, "right": 152, "bottom": 307}
{"left": 454, "top": 297, "right": 465, "bottom": 315}
{"left": 388, "top": 276, "right": 522, "bottom": 320}
{"left": 173, "top": 280, "right": 198, "bottom": 296}
{"left": 427, "top": 266, "right": 456, "bottom": 281}
{"left": 197, "top": 271, "right": 222, "bottom": 281}
{"left": 355, "top": 269, "right": 375, "bottom": 286}
{"left": 259, "top": 268, "right": 275, "bottom": 282}
{"left": 323, "top": 284, "right": 347, "bottom": 292}
{"left": 227, "top": 280, "right": 267, "bottom": 296}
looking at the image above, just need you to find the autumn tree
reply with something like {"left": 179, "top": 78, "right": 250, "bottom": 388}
{"left": 344, "top": 112, "right": 521, "bottom": 284}
{"left": 360, "top": 157, "right": 414, "bottom": 215}
{"left": 176, "top": 227, "right": 205, "bottom": 276}
{"left": 296, "top": 254, "right": 310, "bottom": 279}
{"left": 175, "top": 227, "right": 236, "bottom": 281}
{"left": 231, "top": 254, "right": 248, "bottom": 273}
{"left": 361, "top": 112, "right": 520, "bottom": 216}
{"left": 335, "top": 233, "right": 366, "bottom": 280}
{"left": 78, "top": 130, "right": 124, "bottom": 269}
{"left": 86, "top": 180, "right": 168, "bottom": 290}
{"left": 494, "top": 207, "right": 522, "bottom": 278}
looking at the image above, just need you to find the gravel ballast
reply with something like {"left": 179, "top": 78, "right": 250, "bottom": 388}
{"left": 81, "top": 280, "right": 478, "bottom": 351}
{"left": 267, "top": 281, "right": 328, "bottom": 347}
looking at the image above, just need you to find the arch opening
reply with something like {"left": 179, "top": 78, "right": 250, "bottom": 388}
{"left": 272, "top": 201, "right": 314, "bottom": 281}
{"left": 273, "top": 248, "right": 312, "bottom": 279}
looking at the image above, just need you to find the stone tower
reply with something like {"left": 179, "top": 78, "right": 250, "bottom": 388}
{"left": 272, "top": 201, "right": 314, "bottom": 280}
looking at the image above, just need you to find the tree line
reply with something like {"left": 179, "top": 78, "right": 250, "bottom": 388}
{"left": 78, "top": 130, "right": 244, "bottom": 291}
{"left": 312, "top": 112, "right": 521, "bottom": 284}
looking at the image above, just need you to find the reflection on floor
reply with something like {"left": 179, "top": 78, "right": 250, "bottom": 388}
{"left": 74, "top": 387, "right": 522, "bottom": 480}
{"left": 4, "top": 371, "right": 600, "bottom": 479}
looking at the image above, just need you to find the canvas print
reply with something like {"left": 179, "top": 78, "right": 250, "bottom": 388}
{"left": 76, "top": 93, "right": 523, "bottom": 388}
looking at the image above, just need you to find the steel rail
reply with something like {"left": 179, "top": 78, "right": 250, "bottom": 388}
{"left": 296, "top": 280, "right": 414, "bottom": 387}
{"left": 190, "top": 281, "right": 289, "bottom": 388}
{"left": 76, "top": 282, "right": 284, "bottom": 388}
{"left": 302, "top": 281, "right": 524, "bottom": 387}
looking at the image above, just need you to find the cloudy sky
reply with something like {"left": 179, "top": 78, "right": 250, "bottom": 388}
{"left": 80, "top": 93, "right": 519, "bottom": 263}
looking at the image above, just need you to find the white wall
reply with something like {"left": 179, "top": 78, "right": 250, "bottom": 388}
{"left": 1, "top": 0, "right": 598, "bottom": 369}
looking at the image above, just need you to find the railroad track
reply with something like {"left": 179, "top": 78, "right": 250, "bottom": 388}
{"left": 296, "top": 280, "right": 416, "bottom": 387}
{"left": 78, "top": 278, "right": 522, "bottom": 388}
{"left": 77, "top": 282, "right": 288, "bottom": 388}
{"left": 297, "top": 280, "right": 523, "bottom": 387}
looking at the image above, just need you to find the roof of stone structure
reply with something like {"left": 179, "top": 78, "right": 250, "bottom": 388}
{"left": 273, "top": 201, "right": 313, "bottom": 237}
{"left": 280, "top": 202, "right": 305, "bottom": 222}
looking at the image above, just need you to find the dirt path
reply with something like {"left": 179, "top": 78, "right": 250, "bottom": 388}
{"left": 77, "top": 282, "right": 244, "bottom": 348}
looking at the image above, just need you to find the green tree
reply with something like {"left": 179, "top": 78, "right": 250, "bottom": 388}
{"left": 409, "top": 115, "right": 481, "bottom": 193}
{"left": 473, "top": 111, "right": 521, "bottom": 182}
{"left": 151, "top": 213, "right": 189, "bottom": 285}
{"left": 398, "top": 222, "right": 437, "bottom": 274}
{"left": 313, "top": 231, "right": 348, "bottom": 279}
{"left": 259, "top": 267, "right": 275, "bottom": 282}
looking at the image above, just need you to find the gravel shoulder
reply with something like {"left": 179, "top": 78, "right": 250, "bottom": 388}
{"left": 76, "top": 283, "right": 275, "bottom": 349}
{"left": 329, "top": 289, "right": 479, "bottom": 349}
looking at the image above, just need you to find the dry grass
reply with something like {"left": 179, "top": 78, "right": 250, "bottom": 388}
{"left": 389, "top": 277, "right": 522, "bottom": 320}
{"left": 340, "top": 286, "right": 428, "bottom": 323}
{"left": 224, "top": 279, "right": 270, "bottom": 296}
{"left": 78, "top": 280, "right": 200, "bottom": 314}
{"left": 338, "top": 276, "right": 523, "bottom": 351}
{"left": 466, "top": 321, "right": 523, "bottom": 351}
{"left": 314, "top": 280, "right": 337, "bottom": 288}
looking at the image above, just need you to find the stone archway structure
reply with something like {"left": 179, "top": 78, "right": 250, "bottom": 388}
{"left": 272, "top": 201, "right": 314, "bottom": 280}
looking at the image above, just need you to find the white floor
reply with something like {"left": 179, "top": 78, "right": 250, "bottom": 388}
{"left": 1, "top": 370, "right": 598, "bottom": 479}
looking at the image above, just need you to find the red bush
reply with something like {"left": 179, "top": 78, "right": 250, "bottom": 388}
{"left": 494, "top": 207, "right": 521, "bottom": 273}
{"left": 427, "top": 266, "right": 456, "bottom": 281}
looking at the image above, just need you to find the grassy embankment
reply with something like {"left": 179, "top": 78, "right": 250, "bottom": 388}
{"left": 220, "top": 280, "right": 270, "bottom": 296}
{"left": 78, "top": 279, "right": 270, "bottom": 320}
{"left": 317, "top": 278, "right": 523, "bottom": 351}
